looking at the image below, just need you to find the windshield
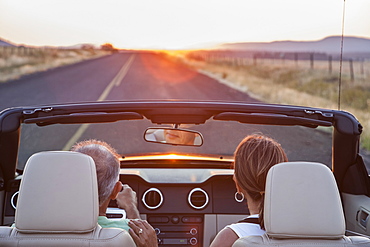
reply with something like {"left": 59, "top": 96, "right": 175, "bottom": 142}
{"left": 17, "top": 120, "right": 333, "bottom": 170}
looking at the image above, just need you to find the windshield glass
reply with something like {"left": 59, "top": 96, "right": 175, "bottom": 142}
{"left": 17, "top": 120, "right": 333, "bottom": 170}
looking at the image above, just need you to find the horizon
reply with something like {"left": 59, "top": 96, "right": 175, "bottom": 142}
{"left": 1, "top": 0, "right": 370, "bottom": 50}
{"left": 2, "top": 35, "right": 370, "bottom": 51}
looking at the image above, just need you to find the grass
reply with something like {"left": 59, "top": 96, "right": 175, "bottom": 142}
{"left": 168, "top": 51, "right": 370, "bottom": 151}
{"left": 0, "top": 48, "right": 111, "bottom": 83}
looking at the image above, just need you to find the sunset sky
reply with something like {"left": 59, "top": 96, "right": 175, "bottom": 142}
{"left": 1, "top": 0, "right": 370, "bottom": 50}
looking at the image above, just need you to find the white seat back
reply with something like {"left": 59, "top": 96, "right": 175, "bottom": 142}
{"left": 233, "top": 162, "right": 370, "bottom": 247}
{"left": 0, "top": 151, "right": 135, "bottom": 246}
{"left": 264, "top": 161, "right": 345, "bottom": 238}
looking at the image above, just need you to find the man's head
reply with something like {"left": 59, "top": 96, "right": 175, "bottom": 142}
{"left": 71, "top": 140, "right": 121, "bottom": 206}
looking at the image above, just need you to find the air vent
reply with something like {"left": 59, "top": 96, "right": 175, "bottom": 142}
{"left": 142, "top": 188, "right": 163, "bottom": 210}
{"left": 11, "top": 191, "right": 19, "bottom": 210}
{"left": 188, "top": 188, "right": 209, "bottom": 210}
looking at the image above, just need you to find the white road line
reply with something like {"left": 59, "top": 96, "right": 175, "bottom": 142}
{"left": 98, "top": 54, "right": 135, "bottom": 101}
{"left": 62, "top": 54, "right": 136, "bottom": 151}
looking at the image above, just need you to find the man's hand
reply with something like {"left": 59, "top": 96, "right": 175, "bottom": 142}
{"left": 116, "top": 184, "right": 141, "bottom": 219}
{"left": 129, "top": 219, "right": 158, "bottom": 247}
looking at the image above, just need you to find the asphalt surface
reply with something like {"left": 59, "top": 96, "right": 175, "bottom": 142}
{"left": 0, "top": 51, "right": 367, "bottom": 171}
{"left": 0, "top": 52, "right": 257, "bottom": 109}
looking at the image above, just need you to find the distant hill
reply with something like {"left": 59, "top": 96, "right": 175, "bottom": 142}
{"left": 58, "top": 43, "right": 98, "bottom": 49}
{"left": 217, "top": 36, "right": 370, "bottom": 57}
{"left": 0, "top": 38, "right": 16, "bottom": 47}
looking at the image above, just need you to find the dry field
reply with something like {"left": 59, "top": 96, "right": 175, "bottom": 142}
{"left": 0, "top": 47, "right": 111, "bottom": 83}
{"left": 168, "top": 51, "right": 370, "bottom": 151}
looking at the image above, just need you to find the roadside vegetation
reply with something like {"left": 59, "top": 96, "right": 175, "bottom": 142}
{"left": 167, "top": 51, "right": 370, "bottom": 151}
{"left": 0, "top": 46, "right": 113, "bottom": 83}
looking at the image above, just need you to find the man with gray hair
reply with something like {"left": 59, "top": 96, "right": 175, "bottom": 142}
{"left": 71, "top": 139, "right": 157, "bottom": 247}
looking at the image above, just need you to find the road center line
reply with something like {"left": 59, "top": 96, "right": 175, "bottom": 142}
{"left": 62, "top": 54, "right": 136, "bottom": 151}
{"left": 98, "top": 54, "right": 135, "bottom": 101}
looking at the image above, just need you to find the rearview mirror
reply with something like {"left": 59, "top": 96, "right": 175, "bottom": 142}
{"left": 144, "top": 127, "right": 203, "bottom": 146}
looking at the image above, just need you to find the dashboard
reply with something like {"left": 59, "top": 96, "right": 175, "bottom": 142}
{"left": 112, "top": 168, "right": 250, "bottom": 246}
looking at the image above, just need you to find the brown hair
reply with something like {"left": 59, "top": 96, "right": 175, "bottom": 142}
{"left": 71, "top": 139, "right": 121, "bottom": 206}
{"left": 233, "top": 134, "right": 288, "bottom": 229}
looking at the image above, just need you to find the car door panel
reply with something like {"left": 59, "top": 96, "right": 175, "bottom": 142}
{"left": 343, "top": 193, "right": 370, "bottom": 236}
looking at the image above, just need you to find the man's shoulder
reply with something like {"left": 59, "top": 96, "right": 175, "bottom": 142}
{"left": 98, "top": 216, "right": 130, "bottom": 231}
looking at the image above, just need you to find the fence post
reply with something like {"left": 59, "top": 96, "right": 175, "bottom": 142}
{"left": 310, "top": 53, "right": 314, "bottom": 69}
{"left": 328, "top": 55, "right": 332, "bottom": 74}
{"left": 294, "top": 53, "right": 298, "bottom": 67}
{"left": 349, "top": 59, "right": 354, "bottom": 82}
{"left": 253, "top": 54, "right": 257, "bottom": 66}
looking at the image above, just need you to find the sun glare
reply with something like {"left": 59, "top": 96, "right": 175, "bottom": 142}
{"left": 139, "top": 53, "right": 197, "bottom": 83}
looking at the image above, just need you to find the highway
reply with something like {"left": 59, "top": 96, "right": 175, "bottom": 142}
{"left": 0, "top": 51, "right": 345, "bottom": 169}
{"left": 0, "top": 52, "right": 257, "bottom": 109}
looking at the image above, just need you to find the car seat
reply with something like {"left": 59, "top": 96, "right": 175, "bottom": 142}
{"left": 233, "top": 161, "right": 370, "bottom": 247}
{"left": 0, "top": 151, "right": 136, "bottom": 246}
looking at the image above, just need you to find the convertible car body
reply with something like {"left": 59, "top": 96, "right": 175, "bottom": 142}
{"left": 0, "top": 100, "right": 369, "bottom": 246}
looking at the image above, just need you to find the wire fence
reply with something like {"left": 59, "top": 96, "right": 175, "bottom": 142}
{"left": 0, "top": 46, "right": 103, "bottom": 58}
{"left": 0, "top": 46, "right": 109, "bottom": 83}
{"left": 187, "top": 51, "right": 369, "bottom": 82}
{"left": 0, "top": 46, "right": 61, "bottom": 58}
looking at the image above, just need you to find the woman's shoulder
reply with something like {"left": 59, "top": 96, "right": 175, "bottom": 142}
{"left": 226, "top": 215, "right": 265, "bottom": 238}
{"left": 210, "top": 215, "right": 264, "bottom": 247}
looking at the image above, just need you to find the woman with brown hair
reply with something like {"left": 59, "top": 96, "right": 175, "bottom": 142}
{"left": 210, "top": 134, "right": 288, "bottom": 247}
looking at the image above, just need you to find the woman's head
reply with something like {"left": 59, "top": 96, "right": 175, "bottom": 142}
{"left": 233, "top": 134, "right": 288, "bottom": 228}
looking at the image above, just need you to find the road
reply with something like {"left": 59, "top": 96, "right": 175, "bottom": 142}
{"left": 0, "top": 52, "right": 257, "bottom": 109}
{"left": 0, "top": 51, "right": 364, "bottom": 170}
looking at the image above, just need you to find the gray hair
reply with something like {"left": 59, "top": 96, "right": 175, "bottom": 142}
{"left": 71, "top": 140, "right": 120, "bottom": 206}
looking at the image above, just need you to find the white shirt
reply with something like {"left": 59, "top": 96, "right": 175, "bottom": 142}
{"left": 225, "top": 214, "right": 265, "bottom": 238}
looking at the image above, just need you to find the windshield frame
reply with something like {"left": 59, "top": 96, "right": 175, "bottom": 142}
{"left": 0, "top": 100, "right": 364, "bottom": 193}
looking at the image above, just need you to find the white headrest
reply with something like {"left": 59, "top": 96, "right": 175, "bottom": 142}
{"left": 264, "top": 162, "right": 345, "bottom": 239}
{"left": 15, "top": 151, "right": 99, "bottom": 233}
